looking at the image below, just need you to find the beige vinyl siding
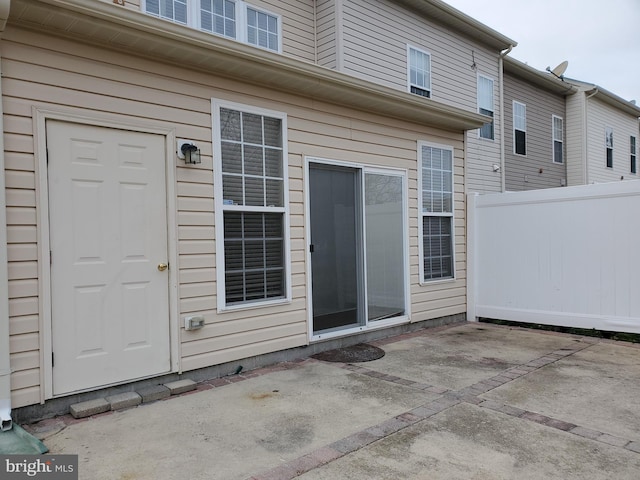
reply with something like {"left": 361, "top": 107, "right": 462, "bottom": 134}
{"left": 3, "top": 25, "right": 467, "bottom": 407}
{"left": 339, "top": 0, "right": 495, "bottom": 112}
{"left": 316, "top": 0, "right": 337, "bottom": 68}
{"left": 337, "top": 0, "right": 501, "bottom": 193}
{"left": 585, "top": 96, "right": 639, "bottom": 184}
{"left": 254, "top": 0, "right": 316, "bottom": 62}
{"left": 565, "top": 92, "right": 586, "bottom": 186}
{"left": 503, "top": 71, "right": 567, "bottom": 191}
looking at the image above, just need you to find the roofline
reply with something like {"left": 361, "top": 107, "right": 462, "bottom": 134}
{"left": 566, "top": 78, "right": 640, "bottom": 117}
{"left": 503, "top": 56, "right": 578, "bottom": 96}
{"left": 394, "top": 0, "right": 517, "bottom": 51}
{"left": 6, "top": 0, "right": 489, "bottom": 132}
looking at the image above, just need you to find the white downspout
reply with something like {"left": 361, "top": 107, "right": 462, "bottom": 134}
{"left": 584, "top": 88, "right": 599, "bottom": 185}
{"left": 498, "top": 45, "right": 514, "bottom": 192}
{"left": 0, "top": 0, "right": 12, "bottom": 432}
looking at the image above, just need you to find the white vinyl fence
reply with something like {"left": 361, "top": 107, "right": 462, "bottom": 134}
{"left": 467, "top": 180, "right": 640, "bottom": 334}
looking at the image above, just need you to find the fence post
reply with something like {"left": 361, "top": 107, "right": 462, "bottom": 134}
{"left": 466, "top": 193, "right": 478, "bottom": 323}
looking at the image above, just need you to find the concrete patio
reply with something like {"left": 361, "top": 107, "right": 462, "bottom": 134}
{"left": 24, "top": 322, "right": 640, "bottom": 479}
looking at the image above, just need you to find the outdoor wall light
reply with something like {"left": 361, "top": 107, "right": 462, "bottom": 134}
{"left": 177, "top": 139, "right": 201, "bottom": 165}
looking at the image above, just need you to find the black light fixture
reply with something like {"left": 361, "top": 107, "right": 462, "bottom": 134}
{"left": 177, "top": 140, "right": 201, "bottom": 165}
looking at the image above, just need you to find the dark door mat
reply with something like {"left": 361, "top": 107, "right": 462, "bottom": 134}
{"left": 311, "top": 343, "right": 385, "bottom": 363}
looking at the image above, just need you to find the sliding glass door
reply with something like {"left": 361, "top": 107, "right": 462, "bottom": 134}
{"left": 309, "top": 161, "right": 407, "bottom": 336}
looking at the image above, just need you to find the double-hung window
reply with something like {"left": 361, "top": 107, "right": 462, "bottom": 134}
{"left": 145, "top": 0, "right": 188, "bottom": 23}
{"left": 213, "top": 101, "right": 289, "bottom": 309}
{"left": 408, "top": 46, "right": 431, "bottom": 98}
{"left": 513, "top": 101, "right": 526, "bottom": 155}
{"left": 606, "top": 127, "right": 614, "bottom": 168}
{"left": 145, "top": 1, "right": 281, "bottom": 52}
{"left": 552, "top": 115, "right": 564, "bottom": 164}
{"left": 419, "top": 142, "right": 454, "bottom": 282}
{"left": 631, "top": 136, "right": 637, "bottom": 174}
{"left": 478, "top": 75, "right": 495, "bottom": 140}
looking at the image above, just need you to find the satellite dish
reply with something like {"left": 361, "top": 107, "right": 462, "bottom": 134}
{"left": 546, "top": 61, "right": 569, "bottom": 79}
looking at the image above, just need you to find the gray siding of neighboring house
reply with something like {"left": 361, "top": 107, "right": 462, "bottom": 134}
{"left": 585, "top": 96, "right": 640, "bottom": 184}
{"left": 565, "top": 91, "right": 586, "bottom": 186}
{"left": 503, "top": 71, "right": 567, "bottom": 191}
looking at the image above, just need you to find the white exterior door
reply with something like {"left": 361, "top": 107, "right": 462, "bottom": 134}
{"left": 47, "top": 120, "right": 171, "bottom": 395}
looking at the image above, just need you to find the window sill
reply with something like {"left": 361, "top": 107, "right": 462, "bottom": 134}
{"left": 217, "top": 297, "right": 291, "bottom": 314}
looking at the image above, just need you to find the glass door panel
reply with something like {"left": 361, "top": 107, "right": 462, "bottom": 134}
{"left": 309, "top": 164, "right": 362, "bottom": 333}
{"left": 364, "top": 173, "right": 405, "bottom": 321}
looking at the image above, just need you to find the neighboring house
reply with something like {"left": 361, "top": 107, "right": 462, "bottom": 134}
{"left": 316, "top": 0, "right": 516, "bottom": 194}
{"left": 0, "top": 0, "right": 504, "bottom": 418}
{"left": 564, "top": 80, "right": 640, "bottom": 186}
{"left": 502, "top": 56, "right": 578, "bottom": 191}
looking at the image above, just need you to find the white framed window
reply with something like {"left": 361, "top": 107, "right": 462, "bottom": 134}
{"left": 407, "top": 46, "right": 431, "bottom": 98}
{"left": 606, "top": 127, "right": 614, "bottom": 168}
{"left": 145, "top": 0, "right": 188, "bottom": 23}
{"left": 513, "top": 101, "right": 526, "bottom": 155}
{"left": 552, "top": 115, "right": 564, "bottom": 164}
{"left": 213, "top": 100, "right": 290, "bottom": 309}
{"left": 478, "top": 75, "right": 494, "bottom": 140}
{"left": 418, "top": 142, "right": 455, "bottom": 282}
{"left": 631, "top": 136, "right": 637, "bottom": 174}
{"left": 200, "top": 0, "right": 237, "bottom": 38}
{"left": 144, "top": 0, "right": 282, "bottom": 52}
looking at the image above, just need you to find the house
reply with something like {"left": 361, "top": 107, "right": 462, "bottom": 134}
{"left": 1, "top": 0, "right": 520, "bottom": 422}
{"left": 500, "top": 58, "right": 640, "bottom": 192}
{"left": 564, "top": 80, "right": 640, "bottom": 186}
{"left": 502, "top": 56, "right": 578, "bottom": 191}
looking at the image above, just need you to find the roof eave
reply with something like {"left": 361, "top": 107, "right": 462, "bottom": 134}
{"left": 394, "top": 0, "right": 516, "bottom": 51}
{"left": 503, "top": 56, "right": 577, "bottom": 96}
{"left": 7, "top": 0, "right": 489, "bottom": 131}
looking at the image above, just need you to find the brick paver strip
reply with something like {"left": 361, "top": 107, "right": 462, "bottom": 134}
{"left": 520, "top": 411, "right": 551, "bottom": 425}
{"left": 626, "top": 442, "right": 640, "bottom": 454}
{"left": 570, "top": 426, "right": 604, "bottom": 440}
{"left": 598, "top": 434, "right": 630, "bottom": 448}
{"left": 544, "top": 418, "right": 577, "bottom": 431}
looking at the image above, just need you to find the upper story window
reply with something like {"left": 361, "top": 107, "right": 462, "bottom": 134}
{"left": 552, "top": 115, "right": 564, "bottom": 164}
{"left": 631, "top": 136, "right": 637, "bottom": 174}
{"left": 408, "top": 46, "right": 431, "bottom": 98}
{"left": 513, "top": 101, "right": 526, "bottom": 156}
{"left": 605, "top": 127, "right": 614, "bottom": 168}
{"left": 201, "top": 0, "right": 236, "bottom": 38}
{"left": 145, "top": 0, "right": 187, "bottom": 23}
{"left": 144, "top": 0, "right": 281, "bottom": 52}
{"left": 478, "top": 75, "right": 494, "bottom": 140}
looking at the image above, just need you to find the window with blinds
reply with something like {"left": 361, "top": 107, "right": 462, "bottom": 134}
{"left": 215, "top": 103, "right": 289, "bottom": 308}
{"left": 419, "top": 143, "right": 454, "bottom": 281}
{"left": 408, "top": 46, "right": 431, "bottom": 98}
{"left": 513, "top": 101, "right": 526, "bottom": 156}
{"left": 553, "top": 115, "right": 564, "bottom": 164}
{"left": 478, "top": 75, "right": 494, "bottom": 140}
{"left": 145, "top": 0, "right": 187, "bottom": 24}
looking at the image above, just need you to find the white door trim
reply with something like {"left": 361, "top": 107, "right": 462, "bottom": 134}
{"left": 303, "top": 156, "right": 411, "bottom": 343}
{"left": 34, "top": 108, "right": 180, "bottom": 400}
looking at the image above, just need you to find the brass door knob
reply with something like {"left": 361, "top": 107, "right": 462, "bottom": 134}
{"left": 157, "top": 263, "right": 168, "bottom": 271}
